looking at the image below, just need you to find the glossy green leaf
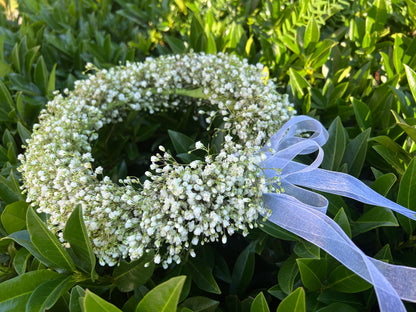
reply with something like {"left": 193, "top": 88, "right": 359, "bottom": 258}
{"left": 84, "top": 290, "right": 122, "bottom": 312}
{"left": 374, "top": 244, "right": 393, "bottom": 263}
{"left": 229, "top": 241, "right": 256, "bottom": 296}
{"left": 0, "top": 270, "right": 59, "bottom": 312}
{"left": 63, "top": 205, "right": 96, "bottom": 279}
{"left": 309, "top": 39, "right": 337, "bottom": 69}
{"left": 405, "top": 64, "right": 416, "bottom": 102}
{"left": 13, "top": 247, "right": 31, "bottom": 275}
{"left": 17, "top": 122, "right": 32, "bottom": 145}
{"left": 276, "top": 287, "right": 305, "bottom": 312}
{"left": 179, "top": 296, "right": 219, "bottom": 312}
{"left": 259, "top": 219, "right": 299, "bottom": 241}
{"left": 394, "top": 35, "right": 404, "bottom": 74}
{"left": 352, "top": 98, "right": 372, "bottom": 130}
{"left": 1, "top": 201, "right": 28, "bottom": 234}
{"left": 367, "top": 0, "right": 388, "bottom": 32}
{"left": 341, "top": 128, "right": 371, "bottom": 177}
{"left": 213, "top": 252, "right": 232, "bottom": 283}
{"left": 293, "top": 240, "right": 320, "bottom": 259}
{"left": 334, "top": 208, "right": 351, "bottom": 238}
{"left": 34, "top": 56, "right": 49, "bottom": 95}
{"left": 187, "top": 257, "right": 221, "bottom": 294}
{"left": 278, "top": 255, "right": 299, "bottom": 295}
{"left": 69, "top": 286, "right": 86, "bottom": 312}
{"left": 136, "top": 276, "right": 186, "bottom": 312}
{"left": 6, "top": 230, "right": 56, "bottom": 268}
{"left": 27, "top": 207, "right": 76, "bottom": 272}
{"left": 26, "top": 275, "right": 75, "bottom": 312}
{"left": 168, "top": 130, "right": 195, "bottom": 154}
{"left": 0, "top": 79, "right": 15, "bottom": 112}
{"left": 322, "top": 117, "right": 346, "bottom": 171}
{"left": 327, "top": 266, "right": 371, "bottom": 293}
{"left": 304, "top": 18, "right": 319, "bottom": 49}
{"left": 392, "top": 110, "right": 416, "bottom": 142}
{"left": 0, "top": 175, "right": 22, "bottom": 204}
{"left": 297, "top": 258, "right": 326, "bottom": 291}
{"left": 352, "top": 206, "right": 398, "bottom": 236}
{"left": 288, "top": 68, "right": 309, "bottom": 97}
{"left": 112, "top": 252, "right": 155, "bottom": 292}
{"left": 397, "top": 157, "right": 416, "bottom": 234}
{"left": 250, "top": 292, "right": 270, "bottom": 312}
{"left": 316, "top": 303, "right": 359, "bottom": 312}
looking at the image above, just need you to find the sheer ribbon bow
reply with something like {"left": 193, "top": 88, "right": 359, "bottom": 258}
{"left": 260, "top": 116, "right": 416, "bottom": 311}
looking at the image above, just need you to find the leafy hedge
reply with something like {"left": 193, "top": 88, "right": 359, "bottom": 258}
{"left": 1, "top": 0, "right": 416, "bottom": 311}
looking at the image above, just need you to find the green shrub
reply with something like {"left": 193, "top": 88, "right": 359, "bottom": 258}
{"left": 1, "top": 0, "right": 416, "bottom": 311}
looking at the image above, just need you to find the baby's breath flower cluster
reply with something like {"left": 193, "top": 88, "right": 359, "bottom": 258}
{"left": 19, "top": 53, "right": 294, "bottom": 267}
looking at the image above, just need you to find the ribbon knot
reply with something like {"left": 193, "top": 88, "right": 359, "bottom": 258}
{"left": 260, "top": 115, "right": 416, "bottom": 312}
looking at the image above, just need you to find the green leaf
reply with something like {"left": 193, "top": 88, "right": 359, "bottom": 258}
{"left": 393, "top": 34, "right": 404, "bottom": 74}
{"left": 229, "top": 241, "right": 256, "bottom": 296}
{"left": 63, "top": 205, "right": 96, "bottom": 279}
{"left": 13, "top": 247, "right": 31, "bottom": 275}
{"left": 0, "top": 80, "right": 15, "bottom": 112}
{"left": 69, "top": 286, "right": 86, "bottom": 312}
{"left": 288, "top": 68, "right": 309, "bottom": 97}
{"left": 405, "top": 64, "right": 416, "bottom": 102}
{"left": 213, "top": 252, "right": 232, "bottom": 283}
{"left": 352, "top": 206, "right": 398, "bottom": 236}
{"left": 276, "top": 287, "right": 305, "bottom": 312}
{"left": 367, "top": 0, "right": 388, "bottom": 32}
{"left": 27, "top": 207, "right": 76, "bottom": 272}
{"left": 187, "top": 257, "right": 221, "bottom": 294}
{"left": 250, "top": 292, "right": 270, "bottom": 312}
{"left": 168, "top": 130, "right": 195, "bottom": 154}
{"left": 392, "top": 110, "right": 416, "bottom": 142}
{"left": 293, "top": 240, "right": 320, "bottom": 259}
{"left": 83, "top": 290, "right": 122, "bottom": 312}
{"left": 17, "top": 122, "right": 32, "bottom": 145}
{"left": 259, "top": 219, "right": 299, "bottom": 241}
{"left": 179, "top": 296, "right": 219, "bottom": 312}
{"left": 341, "top": 128, "right": 371, "bottom": 178}
{"left": 112, "top": 252, "right": 155, "bottom": 292}
{"left": 34, "top": 55, "right": 49, "bottom": 95}
{"left": 322, "top": 117, "right": 346, "bottom": 171}
{"left": 278, "top": 255, "right": 299, "bottom": 295}
{"left": 334, "top": 208, "right": 352, "bottom": 238}
{"left": 296, "top": 258, "right": 326, "bottom": 291}
{"left": 1, "top": 201, "right": 28, "bottom": 234}
{"left": 316, "top": 303, "right": 359, "bottom": 312}
{"left": 136, "top": 276, "right": 186, "bottom": 312}
{"left": 174, "top": 0, "right": 187, "bottom": 15}
{"left": 397, "top": 157, "right": 416, "bottom": 234}
{"left": 304, "top": 18, "right": 319, "bottom": 50}
{"left": 26, "top": 275, "right": 75, "bottom": 312}
{"left": 47, "top": 63, "right": 57, "bottom": 97}
{"left": 0, "top": 270, "right": 59, "bottom": 312}
{"left": 0, "top": 175, "right": 22, "bottom": 204}
{"left": 309, "top": 39, "right": 337, "bottom": 70}
{"left": 352, "top": 98, "right": 372, "bottom": 131}
{"left": 374, "top": 244, "right": 393, "bottom": 263}
{"left": 6, "top": 230, "right": 56, "bottom": 268}
{"left": 327, "top": 266, "right": 371, "bottom": 293}
{"left": 165, "top": 36, "right": 186, "bottom": 54}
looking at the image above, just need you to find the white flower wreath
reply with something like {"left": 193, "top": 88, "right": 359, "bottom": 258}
{"left": 19, "top": 53, "right": 294, "bottom": 267}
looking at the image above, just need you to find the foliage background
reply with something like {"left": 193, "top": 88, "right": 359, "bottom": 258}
{"left": 1, "top": 0, "right": 416, "bottom": 311}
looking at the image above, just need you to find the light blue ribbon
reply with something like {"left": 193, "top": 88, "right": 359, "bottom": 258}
{"left": 260, "top": 115, "right": 416, "bottom": 311}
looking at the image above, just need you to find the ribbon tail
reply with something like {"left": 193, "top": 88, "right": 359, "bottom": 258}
{"left": 370, "top": 258, "right": 416, "bottom": 303}
{"left": 263, "top": 192, "right": 407, "bottom": 312}
{"left": 285, "top": 168, "right": 416, "bottom": 220}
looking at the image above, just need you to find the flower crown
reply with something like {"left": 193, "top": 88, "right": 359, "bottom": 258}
{"left": 19, "top": 53, "right": 295, "bottom": 267}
